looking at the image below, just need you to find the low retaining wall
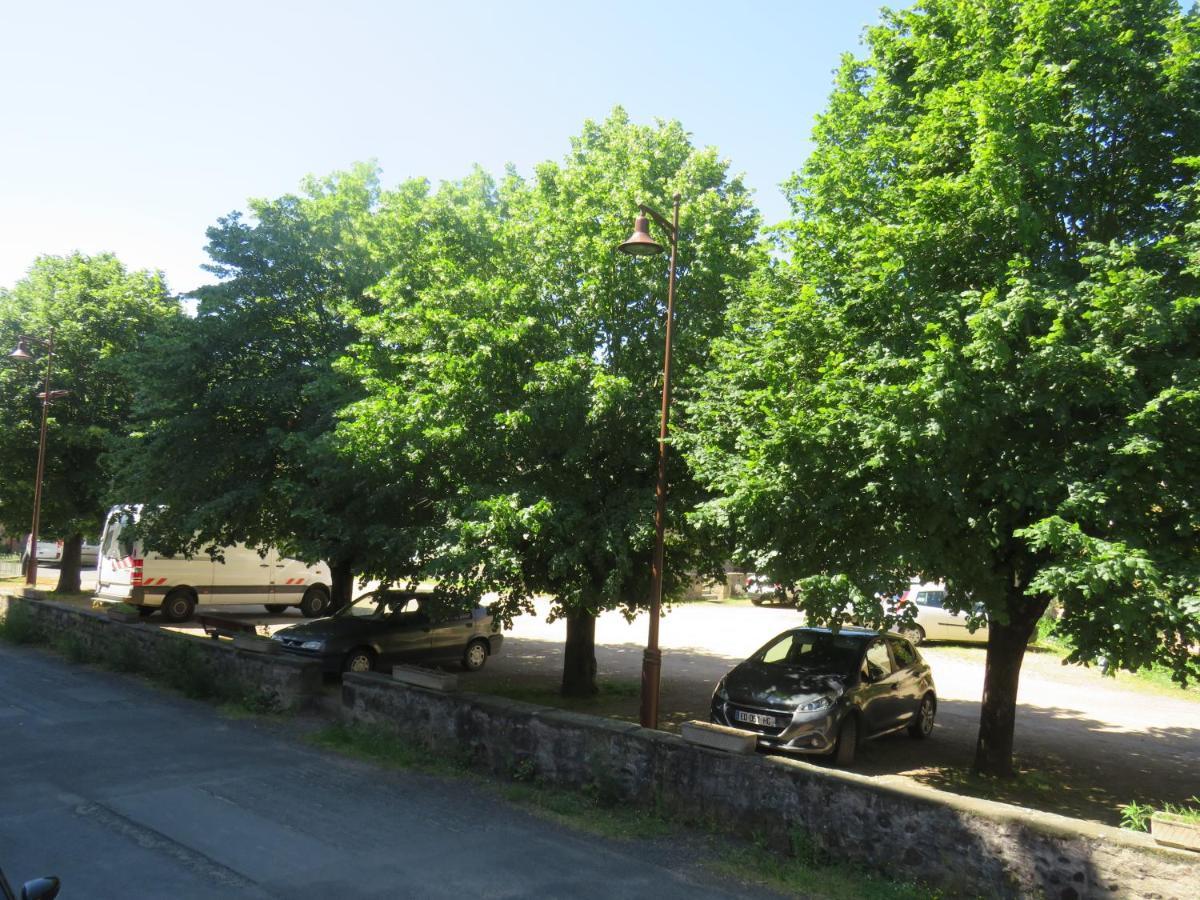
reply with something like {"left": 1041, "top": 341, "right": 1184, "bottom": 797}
{"left": 342, "top": 673, "right": 1200, "bottom": 900}
{"left": 0, "top": 593, "right": 322, "bottom": 711}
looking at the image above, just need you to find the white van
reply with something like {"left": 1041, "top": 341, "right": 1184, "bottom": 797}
{"left": 95, "top": 507, "right": 333, "bottom": 622}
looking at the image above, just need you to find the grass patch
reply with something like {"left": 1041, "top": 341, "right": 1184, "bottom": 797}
{"left": 713, "top": 833, "right": 936, "bottom": 900}
{"left": 308, "top": 722, "right": 473, "bottom": 775}
{"left": 469, "top": 678, "right": 642, "bottom": 724}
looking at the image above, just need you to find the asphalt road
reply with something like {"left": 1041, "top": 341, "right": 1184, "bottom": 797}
{"left": 0, "top": 641, "right": 774, "bottom": 900}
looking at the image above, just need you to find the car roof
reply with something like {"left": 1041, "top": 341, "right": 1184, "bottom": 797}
{"left": 787, "top": 625, "right": 911, "bottom": 642}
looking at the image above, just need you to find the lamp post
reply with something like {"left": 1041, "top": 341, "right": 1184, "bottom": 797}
{"left": 8, "top": 331, "right": 65, "bottom": 587}
{"left": 617, "top": 193, "right": 681, "bottom": 730}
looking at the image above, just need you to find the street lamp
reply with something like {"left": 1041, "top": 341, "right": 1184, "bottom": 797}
{"left": 8, "top": 331, "right": 66, "bottom": 587}
{"left": 617, "top": 193, "right": 681, "bottom": 730}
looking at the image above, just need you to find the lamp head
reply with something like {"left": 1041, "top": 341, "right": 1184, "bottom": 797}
{"left": 617, "top": 214, "right": 665, "bottom": 256}
{"left": 8, "top": 339, "right": 35, "bottom": 361}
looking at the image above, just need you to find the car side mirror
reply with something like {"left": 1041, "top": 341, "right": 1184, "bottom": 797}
{"left": 22, "top": 877, "right": 60, "bottom": 900}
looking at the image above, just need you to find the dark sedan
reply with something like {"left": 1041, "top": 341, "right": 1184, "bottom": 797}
{"left": 710, "top": 626, "right": 936, "bottom": 766}
{"left": 272, "top": 589, "right": 503, "bottom": 675}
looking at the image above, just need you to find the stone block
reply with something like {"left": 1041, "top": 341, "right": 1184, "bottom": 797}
{"left": 680, "top": 720, "right": 757, "bottom": 754}
{"left": 232, "top": 633, "right": 279, "bottom": 654}
{"left": 392, "top": 664, "right": 458, "bottom": 692}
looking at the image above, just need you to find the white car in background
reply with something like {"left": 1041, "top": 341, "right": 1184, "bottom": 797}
{"left": 893, "top": 583, "right": 988, "bottom": 645}
{"left": 23, "top": 536, "right": 100, "bottom": 567}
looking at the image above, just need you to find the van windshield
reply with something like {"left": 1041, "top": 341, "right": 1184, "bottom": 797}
{"left": 101, "top": 512, "right": 138, "bottom": 559}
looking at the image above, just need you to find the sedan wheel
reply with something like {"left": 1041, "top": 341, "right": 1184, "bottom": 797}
{"left": 342, "top": 648, "right": 375, "bottom": 674}
{"left": 908, "top": 694, "right": 936, "bottom": 739}
{"left": 462, "top": 639, "right": 488, "bottom": 672}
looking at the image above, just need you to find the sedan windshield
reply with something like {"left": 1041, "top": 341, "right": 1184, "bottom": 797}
{"left": 756, "top": 631, "right": 864, "bottom": 676}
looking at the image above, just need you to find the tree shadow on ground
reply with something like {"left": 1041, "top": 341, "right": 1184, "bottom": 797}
{"left": 467, "top": 635, "right": 1200, "bottom": 826}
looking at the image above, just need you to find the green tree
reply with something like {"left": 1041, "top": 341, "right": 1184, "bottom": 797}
{"left": 0, "top": 253, "right": 178, "bottom": 591}
{"left": 342, "top": 110, "right": 762, "bottom": 694}
{"left": 110, "top": 163, "right": 393, "bottom": 608}
{"left": 684, "top": 0, "right": 1200, "bottom": 775}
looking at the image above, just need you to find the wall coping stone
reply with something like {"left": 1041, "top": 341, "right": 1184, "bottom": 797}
{"left": 681, "top": 719, "right": 757, "bottom": 754}
{"left": 392, "top": 664, "right": 458, "bottom": 692}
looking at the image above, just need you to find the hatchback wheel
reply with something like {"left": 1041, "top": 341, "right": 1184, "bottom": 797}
{"left": 342, "top": 647, "right": 375, "bottom": 674}
{"left": 833, "top": 714, "right": 858, "bottom": 767}
{"left": 908, "top": 693, "right": 936, "bottom": 739}
{"left": 462, "top": 639, "right": 488, "bottom": 672}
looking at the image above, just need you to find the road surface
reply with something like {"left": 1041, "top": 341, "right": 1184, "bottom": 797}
{"left": 0, "top": 641, "right": 775, "bottom": 899}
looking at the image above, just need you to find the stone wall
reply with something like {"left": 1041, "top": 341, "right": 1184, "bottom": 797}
{"left": 342, "top": 672, "right": 1200, "bottom": 900}
{"left": 0, "top": 593, "right": 322, "bottom": 711}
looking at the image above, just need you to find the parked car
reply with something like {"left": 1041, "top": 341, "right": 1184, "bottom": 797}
{"left": 892, "top": 582, "right": 988, "bottom": 645}
{"left": 273, "top": 589, "right": 504, "bottom": 675}
{"left": 22, "top": 535, "right": 99, "bottom": 568}
{"left": 710, "top": 626, "right": 936, "bottom": 766}
{"left": 744, "top": 573, "right": 795, "bottom": 607}
{"left": 0, "top": 865, "right": 59, "bottom": 900}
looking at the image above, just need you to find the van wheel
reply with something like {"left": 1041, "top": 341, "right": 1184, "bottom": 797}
{"left": 833, "top": 714, "right": 858, "bottom": 767}
{"left": 264, "top": 604, "right": 289, "bottom": 615}
{"left": 161, "top": 589, "right": 196, "bottom": 623}
{"left": 300, "top": 586, "right": 331, "bottom": 618}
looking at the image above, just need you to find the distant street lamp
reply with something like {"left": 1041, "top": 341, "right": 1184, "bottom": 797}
{"left": 8, "top": 331, "right": 68, "bottom": 587}
{"left": 617, "top": 193, "right": 681, "bottom": 730}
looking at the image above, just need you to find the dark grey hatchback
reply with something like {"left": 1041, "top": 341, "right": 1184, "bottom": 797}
{"left": 710, "top": 627, "right": 936, "bottom": 766}
{"left": 272, "top": 590, "right": 503, "bottom": 675}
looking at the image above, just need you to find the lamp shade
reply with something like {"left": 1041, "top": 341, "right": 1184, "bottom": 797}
{"left": 617, "top": 214, "right": 665, "bottom": 256}
{"left": 8, "top": 339, "right": 34, "bottom": 361}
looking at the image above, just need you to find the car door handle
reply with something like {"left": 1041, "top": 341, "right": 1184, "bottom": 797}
{"left": 274, "top": 564, "right": 285, "bottom": 567}
{"left": 259, "top": 564, "right": 269, "bottom": 567}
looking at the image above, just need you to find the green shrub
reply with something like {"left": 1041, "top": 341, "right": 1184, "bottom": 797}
{"left": 0, "top": 603, "right": 45, "bottom": 645}
{"left": 156, "top": 638, "right": 220, "bottom": 699}
{"left": 52, "top": 631, "right": 93, "bottom": 664}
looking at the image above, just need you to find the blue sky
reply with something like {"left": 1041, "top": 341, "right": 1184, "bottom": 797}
{"left": 0, "top": 0, "right": 887, "bottom": 294}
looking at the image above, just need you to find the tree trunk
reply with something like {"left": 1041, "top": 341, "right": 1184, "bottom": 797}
{"left": 562, "top": 610, "right": 598, "bottom": 697}
{"left": 329, "top": 558, "right": 354, "bottom": 611}
{"left": 54, "top": 532, "right": 83, "bottom": 594}
{"left": 973, "top": 591, "right": 1047, "bottom": 777}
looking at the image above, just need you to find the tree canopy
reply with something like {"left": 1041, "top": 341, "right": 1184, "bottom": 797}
{"left": 683, "top": 0, "right": 1200, "bottom": 775}
{"left": 109, "top": 163, "right": 390, "bottom": 606}
{"left": 339, "top": 109, "right": 763, "bottom": 693}
{"left": 0, "top": 253, "right": 179, "bottom": 590}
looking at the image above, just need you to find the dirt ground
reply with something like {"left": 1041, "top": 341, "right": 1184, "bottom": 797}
{"left": 24, "top": 575, "right": 1200, "bottom": 827}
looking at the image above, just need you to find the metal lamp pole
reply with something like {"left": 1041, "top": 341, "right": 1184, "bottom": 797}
{"left": 617, "top": 193, "right": 681, "bottom": 730}
{"left": 8, "top": 331, "right": 62, "bottom": 587}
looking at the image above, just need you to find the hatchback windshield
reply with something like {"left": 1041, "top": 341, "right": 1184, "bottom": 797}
{"left": 756, "top": 631, "right": 864, "bottom": 675}
{"left": 336, "top": 592, "right": 421, "bottom": 619}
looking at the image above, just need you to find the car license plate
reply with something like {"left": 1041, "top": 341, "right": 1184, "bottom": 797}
{"left": 734, "top": 710, "right": 776, "bottom": 727}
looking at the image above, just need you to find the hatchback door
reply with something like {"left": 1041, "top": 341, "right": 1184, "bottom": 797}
{"left": 886, "top": 638, "right": 925, "bottom": 725}
{"left": 857, "top": 639, "right": 903, "bottom": 735}
{"left": 376, "top": 598, "right": 433, "bottom": 666}
{"left": 428, "top": 608, "right": 476, "bottom": 663}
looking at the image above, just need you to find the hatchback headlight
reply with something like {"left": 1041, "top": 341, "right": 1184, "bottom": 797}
{"left": 796, "top": 695, "right": 833, "bottom": 713}
{"left": 301, "top": 640, "right": 325, "bottom": 651}
{"left": 714, "top": 679, "right": 729, "bottom": 701}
